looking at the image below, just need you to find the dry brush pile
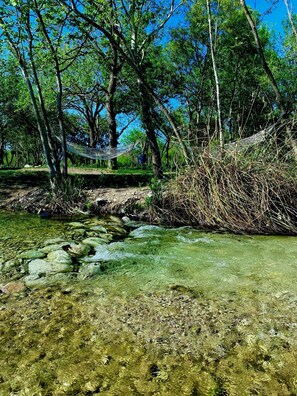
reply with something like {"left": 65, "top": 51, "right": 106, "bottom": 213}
{"left": 152, "top": 140, "right": 297, "bottom": 235}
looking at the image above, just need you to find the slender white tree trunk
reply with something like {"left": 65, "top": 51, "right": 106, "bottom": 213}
{"left": 206, "top": 0, "right": 223, "bottom": 148}
{"left": 284, "top": 0, "right": 297, "bottom": 43}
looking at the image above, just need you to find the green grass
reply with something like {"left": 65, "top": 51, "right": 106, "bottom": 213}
{"left": 0, "top": 168, "right": 153, "bottom": 189}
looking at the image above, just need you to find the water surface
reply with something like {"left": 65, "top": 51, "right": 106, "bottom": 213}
{"left": 0, "top": 211, "right": 296, "bottom": 395}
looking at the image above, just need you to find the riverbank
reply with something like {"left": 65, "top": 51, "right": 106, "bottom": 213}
{"left": 0, "top": 168, "right": 152, "bottom": 220}
{"left": 1, "top": 163, "right": 296, "bottom": 235}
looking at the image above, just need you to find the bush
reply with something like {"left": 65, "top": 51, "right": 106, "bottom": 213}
{"left": 151, "top": 150, "right": 297, "bottom": 235}
{"left": 48, "top": 175, "right": 86, "bottom": 214}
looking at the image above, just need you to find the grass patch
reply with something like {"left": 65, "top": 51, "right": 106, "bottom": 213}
{"left": 0, "top": 168, "right": 153, "bottom": 189}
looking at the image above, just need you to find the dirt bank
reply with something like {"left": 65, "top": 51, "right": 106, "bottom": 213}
{"left": 0, "top": 185, "right": 151, "bottom": 218}
{"left": 0, "top": 168, "right": 152, "bottom": 220}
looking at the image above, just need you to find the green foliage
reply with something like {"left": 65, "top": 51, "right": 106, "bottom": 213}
{"left": 146, "top": 176, "right": 165, "bottom": 208}
{"left": 0, "top": 0, "right": 295, "bottom": 179}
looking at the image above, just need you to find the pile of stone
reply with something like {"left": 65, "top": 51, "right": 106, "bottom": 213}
{"left": 0, "top": 216, "right": 129, "bottom": 291}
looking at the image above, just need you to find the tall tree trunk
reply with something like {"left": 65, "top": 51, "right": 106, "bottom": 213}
{"left": 106, "top": 2, "right": 120, "bottom": 170}
{"left": 25, "top": 10, "right": 61, "bottom": 175}
{"left": 206, "top": 0, "right": 223, "bottom": 148}
{"left": 88, "top": 122, "right": 97, "bottom": 148}
{"left": 284, "top": 0, "right": 297, "bottom": 44}
{"left": 20, "top": 66, "right": 56, "bottom": 177}
{"left": 139, "top": 78, "right": 192, "bottom": 164}
{"left": 0, "top": 11, "right": 55, "bottom": 175}
{"left": 240, "top": 0, "right": 286, "bottom": 114}
{"left": 28, "top": 54, "right": 61, "bottom": 174}
{"left": 56, "top": 72, "right": 68, "bottom": 176}
{"left": 138, "top": 79, "right": 163, "bottom": 179}
{"left": 106, "top": 60, "right": 118, "bottom": 170}
{"left": 0, "top": 139, "right": 4, "bottom": 165}
{"left": 35, "top": 4, "right": 67, "bottom": 176}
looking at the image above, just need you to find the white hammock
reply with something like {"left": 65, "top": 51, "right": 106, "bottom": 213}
{"left": 66, "top": 140, "right": 135, "bottom": 160}
{"left": 227, "top": 128, "right": 271, "bottom": 151}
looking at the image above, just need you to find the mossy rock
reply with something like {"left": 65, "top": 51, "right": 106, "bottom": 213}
{"left": 77, "top": 263, "right": 102, "bottom": 279}
{"left": 68, "top": 222, "right": 86, "bottom": 229}
{"left": 28, "top": 258, "right": 72, "bottom": 276}
{"left": 19, "top": 250, "right": 46, "bottom": 260}
{"left": 39, "top": 244, "right": 69, "bottom": 254}
{"left": 65, "top": 243, "right": 91, "bottom": 258}
{"left": 43, "top": 237, "right": 69, "bottom": 246}
{"left": 82, "top": 237, "right": 107, "bottom": 248}
{"left": 71, "top": 228, "right": 86, "bottom": 237}
{"left": 47, "top": 250, "right": 72, "bottom": 265}
{"left": 89, "top": 225, "right": 108, "bottom": 233}
{"left": 1, "top": 260, "right": 20, "bottom": 274}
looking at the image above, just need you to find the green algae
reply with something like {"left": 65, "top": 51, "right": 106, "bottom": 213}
{"left": 0, "top": 213, "right": 297, "bottom": 395}
{"left": 0, "top": 211, "right": 71, "bottom": 263}
{"left": 1, "top": 284, "right": 297, "bottom": 395}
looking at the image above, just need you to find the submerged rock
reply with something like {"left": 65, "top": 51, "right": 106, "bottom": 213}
{"left": 68, "top": 222, "right": 86, "bottom": 229}
{"left": 77, "top": 263, "right": 102, "bottom": 279}
{"left": 63, "top": 243, "right": 90, "bottom": 258}
{"left": 28, "top": 258, "right": 72, "bottom": 276}
{"left": 121, "top": 216, "right": 130, "bottom": 223}
{"left": 19, "top": 250, "right": 46, "bottom": 260}
{"left": 109, "top": 225, "right": 128, "bottom": 236}
{"left": 39, "top": 243, "right": 70, "bottom": 254}
{"left": 89, "top": 225, "right": 108, "bottom": 233}
{"left": 107, "top": 225, "right": 127, "bottom": 237}
{"left": 23, "top": 272, "right": 75, "bottom": 287}
{"left": 71, "top": 228, "right": 86, "bottom": 237}
{"left": 0, "top": 281, "right": 26, "bottom": 294}
{"left": 43, "top": 237, "right": 69, "bottom": 246}
{"left": 108, "top": 215, "right": 125, "bottom": 226}
{"left": 47, "top": 250, "right": 72, "bottom": 265}
{"left": 82, "top": 237, "right": 107, "bottom": 248}
{"left": 85, "top": 231, "right": 113, "bottom": 243}
{"left": 0, "top": 260, "right": 20, "bottom": 274}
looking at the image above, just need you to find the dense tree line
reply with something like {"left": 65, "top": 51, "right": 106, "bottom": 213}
{"left": 0, "top": 0, "right": 296, "bottom": 180}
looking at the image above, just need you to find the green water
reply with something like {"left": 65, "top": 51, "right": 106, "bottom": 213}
{"left": 0, "top": 212, "right": 297, "bottom": 395}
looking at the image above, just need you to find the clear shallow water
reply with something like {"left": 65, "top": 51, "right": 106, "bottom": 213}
{"left": 0, "top": 211, "right": 71, "bottom": 261}
{"left": 82, "top": 224, "right": 297, "bottom": 297}
{"left": 0, "top": 212, "right": 297, "bottom": 395}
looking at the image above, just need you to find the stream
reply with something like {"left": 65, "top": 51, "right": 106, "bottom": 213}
{"left": 0, "top": 211, "right": 297, "bottom": 395}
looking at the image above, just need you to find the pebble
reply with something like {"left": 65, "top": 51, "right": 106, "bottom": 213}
{"left": 0, "top": 281, "right": 26, "bottom": 294}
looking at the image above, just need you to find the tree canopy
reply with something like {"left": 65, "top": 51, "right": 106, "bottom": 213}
{"left": 0, "top": 0, "right": 296, "bottom": 178}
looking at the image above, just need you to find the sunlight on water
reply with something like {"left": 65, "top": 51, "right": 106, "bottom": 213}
{"left": 86, "top": 225, "right": 297, "bottom": 298}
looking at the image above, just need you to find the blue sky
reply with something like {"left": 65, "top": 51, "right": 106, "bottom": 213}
{"left": 167, "top": 0, "right": 292, "bottom": 38}
{"left": 247, "top": 0, "right": 290, "bottom": 36}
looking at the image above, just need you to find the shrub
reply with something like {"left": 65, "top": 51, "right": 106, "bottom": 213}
{"left": 48, "top": 175, "right": 86, "bottom": 214}
{"left": 151, "top": 149, "right": 297, "bottom": 235}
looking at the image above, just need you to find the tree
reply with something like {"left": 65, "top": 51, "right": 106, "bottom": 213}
{"left": 240, "top": 0, "right": 287, "bottom": 115}
{"left": 206, "top": 0, "right": 223, "bottom": 147}
{"left": 59, "top": 0, "right": 192, "bottom": 173}
{"left": 284, "top": 0, "right": 297, "bottom": 44}
{"left": 168, "top": 0, "right": 281, "bottom": 142}
{"left": 0, "top": 1, "right": 57, "bottom": 176}
{"left": 63, "top": 51, "right": 106, "bottom": 149}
